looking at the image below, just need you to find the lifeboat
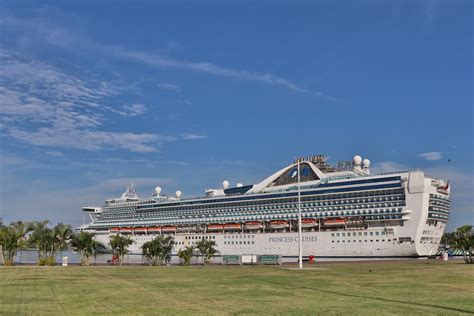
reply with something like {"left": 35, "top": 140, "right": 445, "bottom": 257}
{"left": 110, "top": 227, "right": 120, "bottom": 233}
{"left": 323, "top": 218, "right": 346, "bottom": 227}
{"left": 133, "top": 227, "right": 147, "bottom": 233}
{"left": 147, "top": 227, "right": 161, "bottom": 234}
{"left": 207, "top": 224, "right": 224, "bottom": 231}
{"left": 244, "top": 221, "right": 263, "bottom": 230}
{"left": 161, "top": 225, "right": 177, "bottom": 233}
{"left": 300, "top": 218, "right": 318, "bottom": 228}
{"left": 269, "top": 220, "right": 289, "bottom": 229}
{"left": 223, "top": 223, "right": 241, "bottom": 231}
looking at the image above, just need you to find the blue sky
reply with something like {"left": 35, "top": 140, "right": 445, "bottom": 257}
{"left": 0, "top": 1, "right": 472, "bottom": 231}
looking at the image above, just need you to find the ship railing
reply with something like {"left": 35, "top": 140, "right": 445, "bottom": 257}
{"left": 373, "top": 169, "right": 421, "bottom": 176}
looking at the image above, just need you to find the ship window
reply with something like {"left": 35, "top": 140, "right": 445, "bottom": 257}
{"left": 376, "top": 232, "right": 379, "bottom": 236}
{"left": 252, "top": 241, "right": 255, "bottom": 244}
{"left": 331, "top": 233, "right": 334, "bottom": 237}
{"left": 342, "top": 233, "right": 345, "bottom": 237}
{"left": 336, "top": 233, "right": 340, "bottom": 237}
{"left": 347, "top": 232, "right": 351, "bottom": 236}
{"left": 370, "top": 232, "right": 374, "bottom": 236}
{"left": 364, "top": 232, "right": 368, "bottom": 236}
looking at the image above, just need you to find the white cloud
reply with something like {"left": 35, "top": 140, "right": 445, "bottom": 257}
{"left": 0, "top": 50, "right": 205, "bottom": 152}
{"left": 421, "top": 0, "right": 438, "bottom": 32}
{"left": 122, "top": 103, "right": 147, "bottom": 117}
{"left": 119, "top": 50, "right": 333, "bottom": 98}
{"left": 46, "top": 151, "right": 64, "bottom": 157}
{"left": 0, "top": 11, "right": 333, "bottom": 98}
{"left": 158, "top": 83, "right": 182, "bottom": 93}
{"left": 9, "top": 128, "right": 158, "bottom": 153}
{"left": 371, "top": 161, "right": 408, "bottom": 174}
{"left": 418, "top": 152, "right": 442, "bottom": 161}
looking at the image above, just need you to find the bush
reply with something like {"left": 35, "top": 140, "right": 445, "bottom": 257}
{"left": 38, "top": 257, "right": 56, "bottom": 266}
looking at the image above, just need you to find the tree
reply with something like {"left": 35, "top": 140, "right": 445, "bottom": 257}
{"left": 142, "top": 235, "right": 175, "bottom": 266}
{"left": 29, "top": 221, "right": 72, "bottom": 265}
{"left": 177, "top": 246, "right": 194, "bottom": 266}
{"left": 109, "top": 234, "right": 134, "bottom": 265}
{"left": 54, "top": 223, "right": 73, "bottom": 259}
{"left": 196, "top": 238, "right": 218, "bottom": 265}
{"left": 70, "top": 231, "right": 104, "bottom": 266}
{"left": 453, "top": 225, "right": 473, "bottom": 264}
{"left": 0, "top": 221, "right": 31, "bottom": 266}
{"left": 441, "top": 225, "right": 473, "bottom": 264}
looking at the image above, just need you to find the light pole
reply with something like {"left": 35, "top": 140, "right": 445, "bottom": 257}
{"left": 297, "top": 160, "right": 303, "bottom": 269}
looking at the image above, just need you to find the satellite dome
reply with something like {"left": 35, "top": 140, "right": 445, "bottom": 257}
{"left": 175, "top": 190, "right": 182, "bottom": 198}
{"left": 154, "top": 186, "right": 162, "bottom": 195}
{"left": 362, "top": 159, "right": 371, "bottom": 168}
{"left": 222, "top": 180, "right": 230, "bottom": 189}
{"left": 236, "top": 183, "right": 243, "bottom": 188}
{"left": 353, "top": 155, "right": 362, "bottom": 165}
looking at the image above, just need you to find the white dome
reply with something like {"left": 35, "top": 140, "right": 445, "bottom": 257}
{"left": 222, "top": 180, "right": 230, "bottom": 189}
{"left": 175, "top": 190, "right": 182, "bottom": 198}
{"left": 362, "top": 159, "right": 371, "bottom": 168}
{"left": 353, "top": 155, "right": 362, "bottom": 165}
{"left": 236, "top": 183, "right": 243, "bottom": 187}
{"left": 154, "top": 186, "right": 162, "bottom": 195}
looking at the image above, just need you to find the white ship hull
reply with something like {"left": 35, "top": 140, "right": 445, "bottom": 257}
{"left": 94, "top": 220, "right": 445, "bottom": 259}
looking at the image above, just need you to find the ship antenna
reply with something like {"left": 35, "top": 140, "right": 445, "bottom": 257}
{"left": 297, "top": 159, "right": 303, "bottom": 269}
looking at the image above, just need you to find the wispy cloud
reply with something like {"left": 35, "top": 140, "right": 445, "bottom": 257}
{"left": 418, "top": 152, "right": 442, "bottom": 161}
{"left": 118, "top": 49, "right": 333, "bottom": 98}
{"left": 122, "top": 103, "right": 147, "bottom": 117}
{"left": 421, "top": 0, "right": 438, "bottom": 32}
{"left": 158, "top": 83, "right": 182, "bottom": 93}
{"left": 0, "top": 10, "right": 332, "bottom": 99}
{"left": 0, "top": 49, "right": 205, "bottom": 153}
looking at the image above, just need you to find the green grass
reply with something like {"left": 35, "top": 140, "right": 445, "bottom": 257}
{"left": 1, "top": 260, "right": 473, "bottom": 315}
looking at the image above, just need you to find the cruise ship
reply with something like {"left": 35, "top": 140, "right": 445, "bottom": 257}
{"left": 79, "top": 155, "right": 450, "bottom": 260}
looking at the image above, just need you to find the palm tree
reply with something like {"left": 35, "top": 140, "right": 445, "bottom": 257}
{"left": 196, "top": 238, "right": 218, "bottom": 265}
{"left": 70, "top": 231, "right": 104, "bottom": 266}
{"left": 177, "top": 246, "right": 194, "bottom": 266}
{"left": 159, "top": 235, "right": 175, "bottom": 265}
{"left": 53, "top": 223, "right": 73, "bottom": 259}
{"left": 28, "top": 220, "right": 53, "bottom": 265}
{"left": 29, "top": 221, "right": 73, "bottom": 265}
{"left": 142, "top": 238, "right": 161, "bottom": 266}
{"left": 109, "top": 234, "right": 134, "bottom": 265}
{"left": 0, "top": 221, "right": 31, "bottom": 266}
{"left": 141, "top": 235, "right": 175, "bottom": 266}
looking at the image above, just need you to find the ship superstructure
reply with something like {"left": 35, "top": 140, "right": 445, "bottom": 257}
{"left": 79, "top": 154, "right": 450, "bottom": 259}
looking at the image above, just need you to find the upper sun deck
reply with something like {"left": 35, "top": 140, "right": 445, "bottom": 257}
{"left": 100, "top": 154, "right": 418, "bottom": 209}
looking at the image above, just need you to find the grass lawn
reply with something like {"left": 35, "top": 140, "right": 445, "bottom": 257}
{"left": 0, "top": 260, "right": 473, "bottom": 315}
